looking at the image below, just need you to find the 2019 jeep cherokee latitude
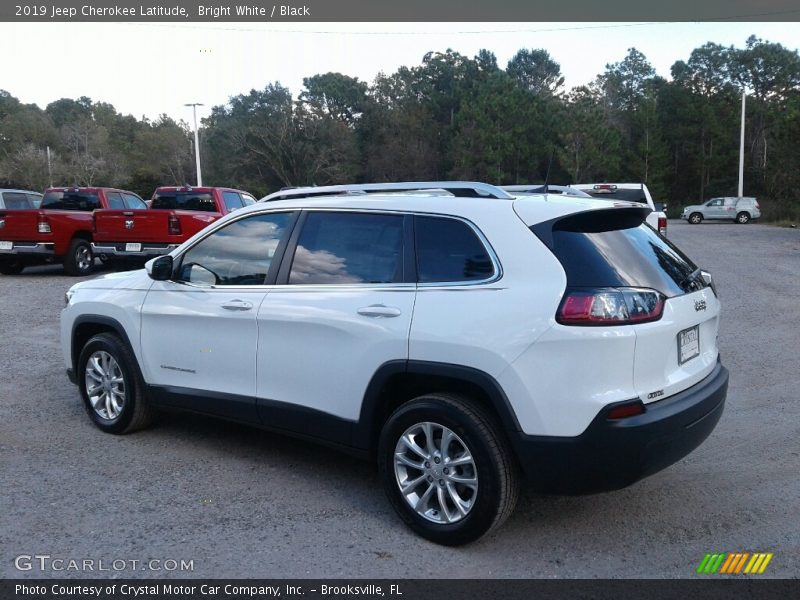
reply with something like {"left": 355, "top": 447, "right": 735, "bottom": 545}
{"left": 61, "top": 181, "right": 728, "bottom": 545}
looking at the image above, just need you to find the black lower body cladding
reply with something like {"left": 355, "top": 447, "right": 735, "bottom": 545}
{"left": 511, "top": 360, "right": 728, "bottom": 494}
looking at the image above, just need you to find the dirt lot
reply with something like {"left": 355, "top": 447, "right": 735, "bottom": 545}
{"left": 1, "top": 220, "right": 798, "bottom": 578}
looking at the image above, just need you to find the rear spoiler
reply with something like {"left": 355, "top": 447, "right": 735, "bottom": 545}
{"left": 530, "top": 206, "right": 651, "bottom": 250}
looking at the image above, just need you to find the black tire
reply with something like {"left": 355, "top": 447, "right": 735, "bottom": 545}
{"left": 77, "top": 333, "right": 153, "bottom": 434}
{"left": 689, "top": 212, "right": 703, "bottom": 224}
{"left": 0, "top": 260, "right": 24, "bottom": 275}
{"left": 64, "top": 238, "right": 94, "bottom": 276}
{"left": 378, "top": 393, "right": 519, "bottom": 545}
{"left": 736, "top": 211, "right": 751, "bottom": 224}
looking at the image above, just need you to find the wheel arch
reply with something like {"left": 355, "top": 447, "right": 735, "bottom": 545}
{"left": 71, "top": 315, "right": 135, "bottom": 375}
{"left": 355, "top": 360, "right": 522, "bottom": 454}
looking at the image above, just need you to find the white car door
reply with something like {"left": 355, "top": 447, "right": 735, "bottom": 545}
{"left": 140, "top": 211, "right": 296, "bottom": 421}
{"left": 255, "top": 211, "right": 414, "bottom": 440}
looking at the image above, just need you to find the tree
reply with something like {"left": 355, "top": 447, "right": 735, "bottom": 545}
{"left": 300, "top": 73, "right": 369, "bottom": 125}
{"left": 506, "top": 49, "right": 564, "bottom": 95}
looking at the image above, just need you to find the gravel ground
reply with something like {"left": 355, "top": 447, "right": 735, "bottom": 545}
{"left": 1, "top": 221, "right": 798, "bottom": 579}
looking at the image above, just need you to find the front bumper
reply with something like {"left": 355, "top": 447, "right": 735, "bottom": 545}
{"left": 510, "top": 360, "right": 728, "bottom": 494}
{"left": 92, "top": 242, "right": 178, "bottom": 257}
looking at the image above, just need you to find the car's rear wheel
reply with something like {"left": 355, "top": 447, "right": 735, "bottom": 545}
{"left": 0, "top": 260, "right": 24, "bottom": 275}
{"left": 77, "top": 333, "right": 153, "bottom": 434}
{"left": 689, "top": 212, "right": 703, "bottom": 224}
{"left": 64, "top": 238, "right": 94, "bottom": 276}
{"left": 736, "top": 212, "right": 751, "bottom": 224}
{"left": 378, "top": 393, "right": 519, "bottom": 545}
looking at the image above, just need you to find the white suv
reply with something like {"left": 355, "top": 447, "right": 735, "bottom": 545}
{"left": 61, "top": 181, "right": 728, "bottom": 545}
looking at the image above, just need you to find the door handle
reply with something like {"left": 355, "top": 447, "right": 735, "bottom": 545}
{"left": 221, "top": 299, "right": 253, "bottom": 311}
{"left": 357, "top": 304, "right": 402, "bottom": 318}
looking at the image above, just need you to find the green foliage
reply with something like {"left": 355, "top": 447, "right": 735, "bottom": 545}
{"left": 0, "top": 38, "right": 798, "bottom": 221}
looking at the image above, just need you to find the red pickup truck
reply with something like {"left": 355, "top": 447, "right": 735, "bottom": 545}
{"left": 0, "top": 187, "right": 147, "bottom": 275}
{"left": 91, "top": 186, "right": 256, "bottom": 260}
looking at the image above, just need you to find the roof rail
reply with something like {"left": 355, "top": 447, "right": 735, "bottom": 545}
{"left": 259, "top": 181, "right": 514, "bottom": 202}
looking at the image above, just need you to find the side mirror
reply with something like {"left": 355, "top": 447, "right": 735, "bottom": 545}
{"left": 146, "top": 255, "right": 173, "bottom": 281}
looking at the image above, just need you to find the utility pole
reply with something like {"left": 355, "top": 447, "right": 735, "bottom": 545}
{"left": 185, "top": 103, "right": 204, "bottom": 186}
{"left": 46, "top": 146, "right": 52, "bottom": 187}
{"left": 738, "top": 91, "right": 746, "bottom": 198}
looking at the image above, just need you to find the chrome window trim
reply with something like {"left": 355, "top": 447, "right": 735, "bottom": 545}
{"left": 171, "top": 206, "right": 503, "bottom": 289}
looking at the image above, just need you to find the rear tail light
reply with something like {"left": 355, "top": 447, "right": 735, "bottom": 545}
{"left": 557, "top": 288, "right": 665, "bottom": 326}
{"left": 755, "top": 202, "right": 760, "bottom": 209}
{"left": 168, "top": 214, "right": 181, "bottom": 235}
{"left": 37, "top": 214, "right": 51, "bottom": 234}
{"left": 657, "top": 216, "right": 667, "bottom": 235}
{"left": 607, "top": 400, "right": 646, "bottom": 419}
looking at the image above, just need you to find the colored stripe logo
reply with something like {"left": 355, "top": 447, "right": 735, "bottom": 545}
{"left": 696, "top": 552, "right": 773, "bottom": 574}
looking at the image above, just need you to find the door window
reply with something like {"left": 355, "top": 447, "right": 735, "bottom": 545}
{"left": 288, "top": 212, "right": 404, "bottom": 285}
{"left": 106, "top": 192, "right": 125, "bottom": 209}
{"left": 177, "top": 212, "right": 293, "bottom": 286}
{"left": 222, "top": 191, "right": 244, "bottom": 212}
{"left": 122, "top": 193, "right": 146, "bottom": 209}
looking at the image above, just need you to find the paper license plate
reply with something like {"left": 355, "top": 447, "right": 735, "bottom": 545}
{"left": 678, "top": 325, "right": 700, "bottom": 365}
{"left": 125, "top": 243, "right": 142, "bottom": 252}
{"left": 0, "top": 241, "right": 12, "bottom": 250}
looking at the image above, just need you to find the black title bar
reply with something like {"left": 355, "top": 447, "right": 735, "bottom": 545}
{"left": 3, "top": 0, "right": 800, "bottom": 22}
{"left": 4, "top": 579, "right": 800, "bottom": 600}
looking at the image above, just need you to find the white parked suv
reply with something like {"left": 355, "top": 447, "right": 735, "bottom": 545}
{"left": 61, "top": 181, "right": 728, "bottom": 545}
{"left": 681, "top": 197, "right": 761, "bottom": 224}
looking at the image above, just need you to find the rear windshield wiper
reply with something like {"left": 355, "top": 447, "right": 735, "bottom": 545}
{"left": 680, "top": 267, "right": 703, "bottom": 292}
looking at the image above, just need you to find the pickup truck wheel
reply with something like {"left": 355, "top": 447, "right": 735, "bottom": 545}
{"left": 378, "top": 393, "right": 519, "bottom": 546}
{"left": 736, "top": 212, "right": 751, "bottom": 224}
{"left": 64, "top": 239, "right": 94, "bottom": 276}
{"left": 78, "top": 333, "right": 153, "bottom": 434}
{"left": 0, "top": 260, "right": 24, "bottom": 275}
{"left": 689, "top": 213, "right": 703, "bottom": 224}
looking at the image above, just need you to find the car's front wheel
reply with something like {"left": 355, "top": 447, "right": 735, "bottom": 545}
{"left": 77, "top": 333, "right": 153, "bottom": 434}
{"left": 378, "top": 393, "right": 519, "bottom": 545}
{"left": 689, "top": 212, "right": 703, "bottom": 224}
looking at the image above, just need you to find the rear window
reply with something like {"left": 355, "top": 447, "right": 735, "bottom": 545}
{"left": 151, "top": 191, "right": 216, "bottom": 211}
{"left": 540, "top": 212, "right": 698, "bottom": 297}
{"left": 41, "top": 191, "right": 101, "bottom": 211}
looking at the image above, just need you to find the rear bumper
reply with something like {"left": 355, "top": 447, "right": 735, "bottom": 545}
{"left": 92, "top": 242, "right": 178, "bottom": 257}
{"left": 510, "top": 360, "right": 728, "bottom": 494}
{"left": 0, "top": 242, "right": 55, "bottom": 256}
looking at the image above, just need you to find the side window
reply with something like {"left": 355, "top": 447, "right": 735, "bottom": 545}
{"left": 27, "top": 193, "right": 43, "bottom": 208}
{"left": 222, "top": 191, "right": 244, "bottom": 212}
{"left": 106, "top": 192, "right": 125, "bottom": 209}
{"left": 122, "top": 193, "right": 146, "bottom": 209}
{"left": 289, "top": 212, "right": 404, "bottom": 285}
{"left": 178, "top": 212, "right": 293, "bottom": 286}
{"left": 3, "top": 192, "right": 31, "bottom": 209}
{"left": 415, "top": 216, "right": 495, "bottom": 283}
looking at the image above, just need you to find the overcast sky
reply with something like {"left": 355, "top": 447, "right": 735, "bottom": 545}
{"left": 1, "top": 21, "right": 798, "bottom": 125}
